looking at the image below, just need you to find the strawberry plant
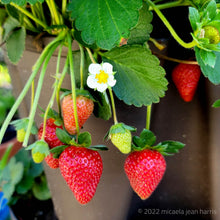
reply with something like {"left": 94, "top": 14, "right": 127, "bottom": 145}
{"left": 0, "top": 0, "right": 219, "bottom": 206}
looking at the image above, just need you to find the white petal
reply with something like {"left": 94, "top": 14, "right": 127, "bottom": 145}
{"left": 107, "top": 75, "right": 116, "bottom": 87}
{"left": 97, "top": 83, "right": 108, "bottom": 92}
{"left": 89, "top": 63, "right": 101, "bottom": 75}
{"left": 87, "top": 75, "right": 97, "bottom": 89}
{"left": 102, "top": 62, "right": 113, "bottom": 74}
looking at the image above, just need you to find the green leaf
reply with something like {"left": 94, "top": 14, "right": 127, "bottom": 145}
{"left": 16, "top": 174, "right": 34, "bottom": 194}
{"left": 199, "top": 49, "right": 216, "bottom": 67}
{"left": 68, "top": 0, "right": 142, "bottom": 50}
{"left": 195, "top": 46, "right": 220, "bottom": 84}
{"left": 0, "top": 9, "right": 7, "bottom": 26}
{"left": 132, "top": 129, "right": 156, "bottom": 148}
{"left": 103, "top": 45, "right": 167, "bottom": 106}
{"left": 11, "top": 118, "right": 38, "bottom": 134}
{"left": 2, "top": 16, "right": 20, "bottom": 42}
{"left": 6, "top": 4, "right": 20, "bottom": 21}
{"left": 158, "top": 141, "right": 185, "bottom": 155}
{"left": 78, "top": 132, "right": 92, "bottom": 148}
{"left": 56, "top": 128, "right": 72, "bottom": 144}
{"left": 28, "top": 160, "right": 44, "bottom": 178}
{"left": 50, "top": 145, "right": 68, "bottom": 158}
{"left": 8, "top": 158, "right": 24, "bottom": 185}
{"left": 0, "top": 102, "right": 6, "bottom": 126}
{"left": 0, "top": 144, "right": 13, "bottom": 171}
{"left": 127, "top": 2, "right": 153, "bottom": 45}
{"left": 15, "top": 148, "right": 31, "bottom": 167}
{"left": 1, "top": 0, "right": 44, "bottom": 5}
{"left": 6, "top": 26, "right": 26, "bottom": 64}
{"left": 189, "top": 7, "right": 200, "bottom": 31}
{"left": 87, "top": 145, "right": 108, "bottom": 151}
{"left": 2, "top": 182, "right": 14, "bottom": 200}
{"left": 212, "top": 99, "right": 220, "bottom": 107}
{"left": 32, "top": 175, "right": 51, "bottom": 200}
{"left": 203, "top": 0, "right": 217, "bottom": 22}
{"left": 90, "top": 91, "right": 112, "bottom": 120}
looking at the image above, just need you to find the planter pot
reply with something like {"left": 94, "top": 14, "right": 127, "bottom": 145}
{"left": 3, "top": 35, "right": 220, "bottom": 220}
{"left": 3, "top": 35, "right": 135, "bottom": 220}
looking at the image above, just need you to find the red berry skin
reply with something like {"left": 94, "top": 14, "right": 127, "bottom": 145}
{"left": 124, "top": 149, "right": 166, "bottom": 200}
{"left": 172, "top": 63, "right": 201, "bottom": 102}
{"left": 62, "top": 95, "right": 94, "bottom": 135}
{"left": 38, "top": 118, "right": 64, "bottom": 148}
{"left": 59, "top": 146, "right": 103, "bottom": 205}
{"left": 45, "top": 153, "right": 59, "bottom": 169}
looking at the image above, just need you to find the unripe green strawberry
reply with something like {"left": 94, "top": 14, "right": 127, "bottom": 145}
{"left": 107, "top": 123, "right": 135, "bottom": 154}
{"left": 124, "top": 149, "right": 166, "bottom": 200}
{"left": 11, "top": 118, "right": 38, "bottom": 143}
{"left": 17, "top": 128, "right": 26, "bottom": 142}
{"left": 111, "top": 129, "right": 132, "bottom": 154}
{"left": 62, "top": 94, "right": 94, "bottom": 135}
{"left": 32, "top": 150, "right": 45, "bottom": 163}
{"left": 27, "top": 140, "right": 50, "bottom": 164}
{"left": 203, "top": 25, "right": 220, "bottom": 44}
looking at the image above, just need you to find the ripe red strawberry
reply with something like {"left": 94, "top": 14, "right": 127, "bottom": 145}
{"left": 38, "top": 118, "right": 64, "bottom": 168}
{"left": 38, "top": 118, "right": 64, "bottom": 148}
{"left": 59, "top": 146, "right": 103, "bottom": 204}
{"left": 62, "top": 95, "right": 94, "bottom": 135}
{"left": 45, "top": 153, "right": 59, "bottom": 169}
{"left": 172, "top": 63, "right": 201, "bottom": 102}
{"left": 124, "top": 149, "right": 166, "bottom": 200}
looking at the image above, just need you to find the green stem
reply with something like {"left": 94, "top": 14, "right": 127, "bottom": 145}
{"left": 147, "top": 0, "right": 197, "bottom": 49}
{"left": 56, "top": 58, "right": 69, "bottom": 118}
{"left": 31, "top": 81, "right": 35, "bottom": 109}
{"left": 67, "top": 32, "right": 80, "bottom": 136}
{"left": 30, "top": 3, "right": 47, "bottom": 28}
{"left": 62, "top": 0, "right": 67, "bottom": 16}
{"left": 146, "top": 105, "right": 152, "bottom": 130}
{"left": 41, "top": 43, "right": 64, "bottom": 139}
{"left": 22, "top": 16, "right": 39, "bottom": 33}
{"left": 79, "top": 44, "right": 85, "bottom": 89}
{"left": 108, "top": 87, "right": 118, "bottom": 124}
{"left": 23, "top": 42, "right": 60, "bottom": 147}
{"left": 46, "top": 0, "right": 63, "bottom": 25}
{"left": 0, "top": 144, "right": 13, "bottom": 170}
{"left": 0, "top": 36, "right": 62, "bottom": 144}
{"left": 10, "top": 3, "right": 47, "bottom": 29}
{"left": 86, "top": 47, "right": 96, "bottom": 64}
{"left": 153, "top": 0, "right": 191, "bottom": 10}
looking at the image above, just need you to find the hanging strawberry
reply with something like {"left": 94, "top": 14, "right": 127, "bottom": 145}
{"left": 172, "top": 63, "right": 201, "bottom": 102}
{"left": 124, "top": 129, "right": 185, "bottom": 200}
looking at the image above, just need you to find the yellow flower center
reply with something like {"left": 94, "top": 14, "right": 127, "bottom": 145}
{"left": 95, "top": 70, "right": 109, "bottom": 84}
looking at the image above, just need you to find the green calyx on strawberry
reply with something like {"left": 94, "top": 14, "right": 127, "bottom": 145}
{"left": 10, "top": 118, "right": 38, "bottom": 143}
{"left": 124, "top": 129, "right": 185, "bottom": 200}
{"left": 26, "top": 140, "right": 50, "bottom": 163}
{"left": 106, "top": 123, "right": 136, "bottom": 154}
{"left": 48, "top": 129, "right": 108, "bottom": 163}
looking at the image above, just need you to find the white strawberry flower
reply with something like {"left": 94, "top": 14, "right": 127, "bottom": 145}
{"left": 87, "top": 62, "right": 116, "bottom": 92}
